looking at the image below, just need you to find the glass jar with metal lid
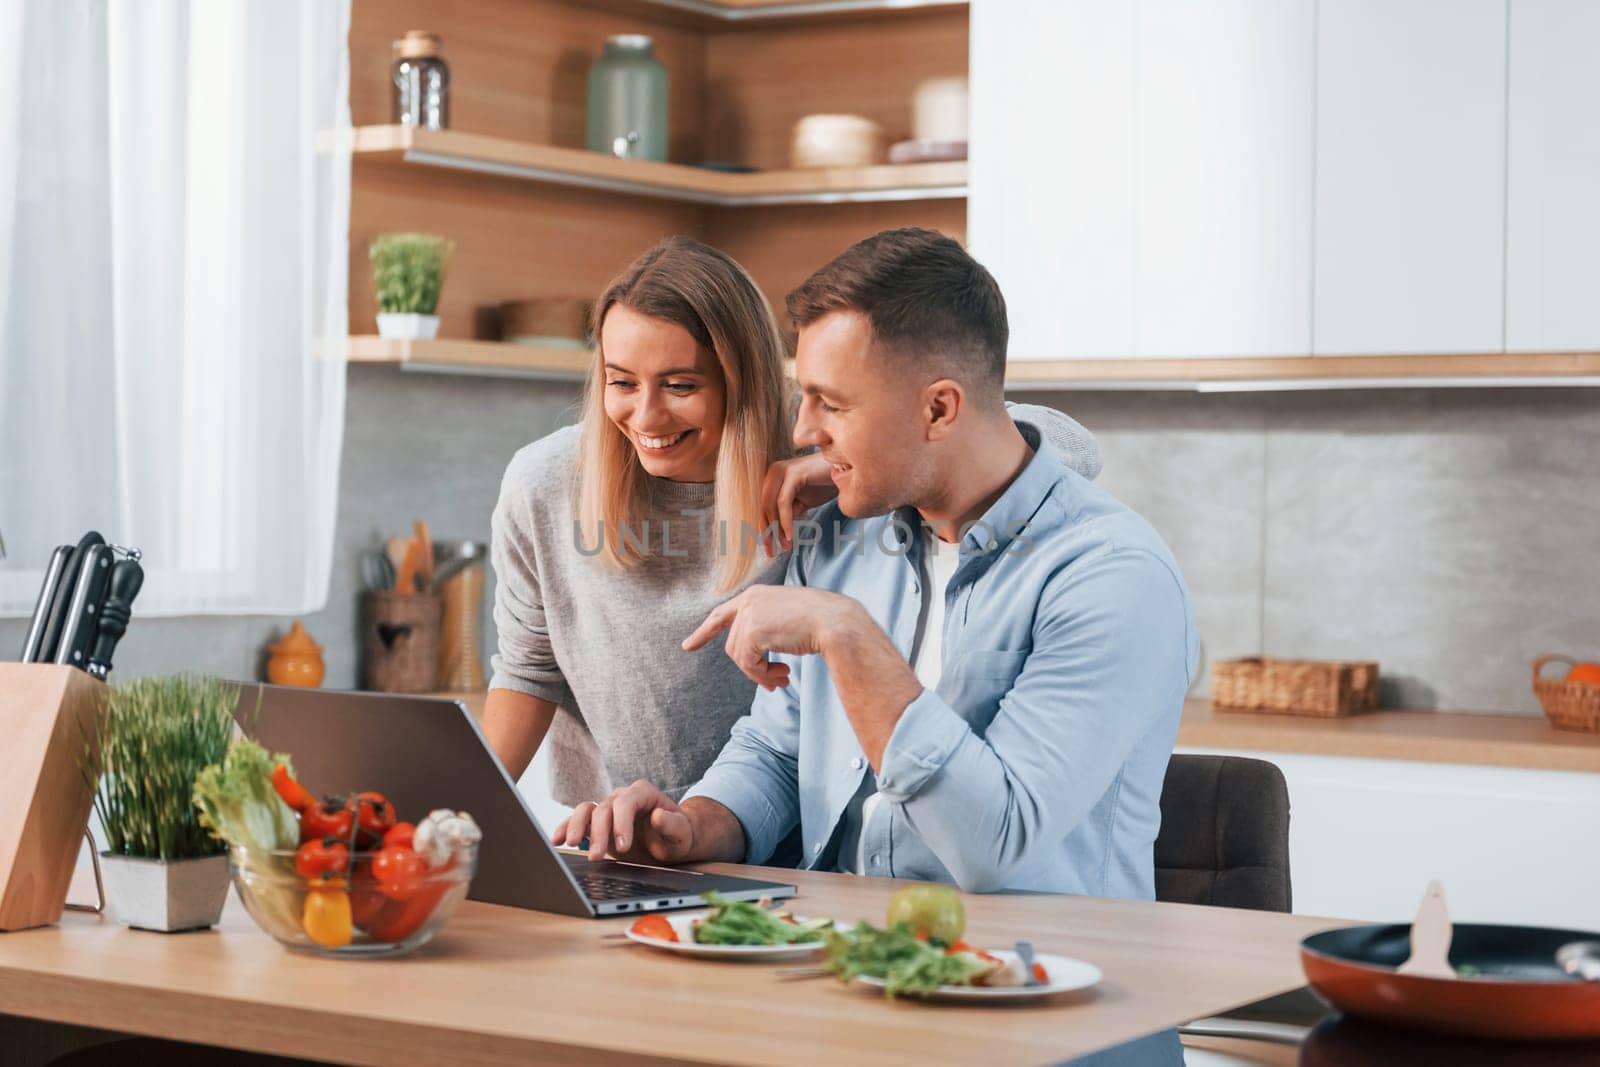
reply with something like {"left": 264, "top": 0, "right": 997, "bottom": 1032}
{"left": 392, "top": 30, "right": 450, "bottom": 130}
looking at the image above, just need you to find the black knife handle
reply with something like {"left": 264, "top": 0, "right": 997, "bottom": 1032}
{"left": 37, "top": 531, "right": 104, "bottom": 664}
{"left": 54, "top": 544, "right": 112, "bottom": 669}
{"left": 19, "top": 545, "right": 71, "bottom": 663}
{"left": 87, "top": 558, "right": 143, "bottom": 681}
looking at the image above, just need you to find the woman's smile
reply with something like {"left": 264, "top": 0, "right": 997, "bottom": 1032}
{"left": 635, "top": 429, "right": 694, "bottom": 453}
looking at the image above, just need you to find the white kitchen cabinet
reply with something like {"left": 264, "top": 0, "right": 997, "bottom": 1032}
{"left": 971, "top": 0, "right": 1313, "bottom": 361}
{"left": 1134, "top": 0, "right": 1314, "bottom": 358}
{"left": 1179, "top": 746, "right": 1600, "bottom": 931}
{"left": 1312, "top": 0, "right": 1507, "bottom": 355}
{"left": 1505, "top": 0, "right": 1600, "bottom": 351}
{"left": 969, "top": 0, "right": 1137, "bottom": 360}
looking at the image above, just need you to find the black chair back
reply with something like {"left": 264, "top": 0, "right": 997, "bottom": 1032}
{"left": 1155, "top": 754, "right": 1292, "bottom": 912}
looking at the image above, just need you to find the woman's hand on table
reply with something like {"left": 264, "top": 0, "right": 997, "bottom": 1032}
{"left": 761, "top": 452, "right": 837, "bottom": 554}
{"left": 554, "top": 780, "right": 695, "bottom": 865}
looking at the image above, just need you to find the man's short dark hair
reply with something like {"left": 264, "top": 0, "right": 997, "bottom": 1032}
{"left": 785, "top": 228, "right": 1009, "bottom": 393}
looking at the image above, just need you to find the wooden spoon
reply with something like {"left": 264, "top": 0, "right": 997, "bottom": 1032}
{"left": 385, "top": 535, "right": 410, "bottom": 574}
{"left": 413, "top": 519, "right": 434, "bottom": 589}
{"left": 1396, "top": 880, "right": 1455, "bottom": 979}
{"left": 394, "top": 537, "right": 425, "bottom": 595}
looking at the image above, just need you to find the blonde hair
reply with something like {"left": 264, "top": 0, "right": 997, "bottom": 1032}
{"left": 576, "top": 237, "right": 791, "bottom": 592}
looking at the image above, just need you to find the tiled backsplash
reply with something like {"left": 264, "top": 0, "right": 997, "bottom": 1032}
{"left": 4, "top": 373, "right": 1595, "bottom": 716}
{"left": 1054, "top": 386, "right": 1600, "bottom": 715}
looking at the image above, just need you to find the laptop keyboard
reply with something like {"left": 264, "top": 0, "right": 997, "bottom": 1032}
{"left": 575, "top": 872, "right": 688, "bottom": 901}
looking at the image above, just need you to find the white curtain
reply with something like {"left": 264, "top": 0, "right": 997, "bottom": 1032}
{"left": 0, "top": 0, "right": 351, "bottom": 616}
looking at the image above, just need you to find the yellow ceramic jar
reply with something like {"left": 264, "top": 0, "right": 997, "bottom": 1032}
{"left": 267, "top": 621, "right": 325, "bottom": 688}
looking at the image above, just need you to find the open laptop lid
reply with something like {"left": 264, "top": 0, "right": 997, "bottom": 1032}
{"left": 233, "top": 685, "right": 795, "bottom": 918}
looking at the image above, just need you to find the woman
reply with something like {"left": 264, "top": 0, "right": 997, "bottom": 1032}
{"left": 482, "top": 236, "right": 1100, "bottom": 820}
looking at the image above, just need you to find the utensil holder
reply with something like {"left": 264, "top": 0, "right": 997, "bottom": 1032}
{"left": 0, "top": 664, "right": 109, "bottom": 931}
{"left": 1212, "top": 657, "right": 1379, "bottom": 717}
{"left": 363, "top": 591, "right": 442, "bottom": 693}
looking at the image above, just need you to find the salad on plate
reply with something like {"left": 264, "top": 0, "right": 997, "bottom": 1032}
{"left": 625, "top": 893, "right": 833, "bottom": 958}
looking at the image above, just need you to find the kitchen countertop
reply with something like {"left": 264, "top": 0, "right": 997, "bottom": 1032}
{"left": 1177, "top": 698, "right": 1600, "bottom": 774}
{"left": 446, "top": 691, "right": 1600, "bottom": 775}
{"left": 0, "top": 863, "right": 1347, "bottom": 1066}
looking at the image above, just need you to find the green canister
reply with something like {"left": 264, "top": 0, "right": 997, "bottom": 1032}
{"left": 586, "top": 35, "right": 669, "bottom": 162}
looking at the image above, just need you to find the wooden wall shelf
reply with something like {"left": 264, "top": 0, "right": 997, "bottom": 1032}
{"left": 351, "top": 126, "right": 967, "bottom": 207}
{"left": 1178, "top": 698, "right": 1600, "bottom": 775}
{"left": 347, "top": 339, "right": 1600, "bottom": 389}
{"left": 638, "top": 0, "right": 965, "bottom": 21}
{"left": 346, "top": 337, "right": 590, "bottom": 380}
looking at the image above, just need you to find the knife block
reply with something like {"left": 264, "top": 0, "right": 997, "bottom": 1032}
{"left": 0, "top": 664, "right": 108, "bottom": 931}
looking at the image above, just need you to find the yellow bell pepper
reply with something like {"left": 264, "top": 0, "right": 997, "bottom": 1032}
{"left": 302, "top": 880, "right": 353, "bottom": 949}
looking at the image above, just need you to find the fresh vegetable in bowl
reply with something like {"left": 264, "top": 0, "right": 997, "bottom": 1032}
{"left": 192, "top": 739, "right": 303, "bottom": 933}
{"left": 193, "top": 739, "right": 301, "bottom": 854}
{"left": 200, "top": 753, "right": 481, "bottom": 957}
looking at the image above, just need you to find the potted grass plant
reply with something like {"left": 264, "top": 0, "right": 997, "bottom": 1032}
{"left": 85, "top": 674, "right": 238, "bottom": 932}
{"left": 370, "top": 232, "right": 453, "bottom": 340}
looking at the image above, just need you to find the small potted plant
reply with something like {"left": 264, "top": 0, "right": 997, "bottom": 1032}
{"left": 85, "top": 674, "right": 237, "bottom": 932}
{"left": 370, "top": 232, "right": 453, "bottom": 340}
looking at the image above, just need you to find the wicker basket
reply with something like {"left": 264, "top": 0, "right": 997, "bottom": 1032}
{"left": 1212, "top": 657, "right": 1380, "bottom": 717}
{"left": 1533, "top": 654, "right": 1600, "bottom": 733}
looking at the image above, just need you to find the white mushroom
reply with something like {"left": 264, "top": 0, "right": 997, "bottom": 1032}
{"left": 413, "top": 808, "right": 482, "bottom": 868}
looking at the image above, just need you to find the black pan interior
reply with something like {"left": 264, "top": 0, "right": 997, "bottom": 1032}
{"left": 1304, "top": 923, "right": 1598, "bottom": 981}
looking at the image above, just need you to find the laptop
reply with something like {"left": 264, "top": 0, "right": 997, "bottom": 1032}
{"left": 234, "top": 684, "right": 797, "bottom": 917}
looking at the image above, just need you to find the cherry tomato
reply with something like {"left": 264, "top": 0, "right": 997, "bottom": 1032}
{"left": 354, "top": 791, "right": 395, "bottom": 846}
{"left": 294, "top": 837, "right": 350, "bottom": 880}
{"left": 300, "top": 799, "right": 355, "bottom": 844}
{"left": 370, "top": 845, "right": 429, "bottom": 901}
{"left": 381, "top": 821, "right": 415, "bottom": 851}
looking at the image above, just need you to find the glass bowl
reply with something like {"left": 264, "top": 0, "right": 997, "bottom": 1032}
{"left": 227, "top": 843, "right": 477, "bottom": 957}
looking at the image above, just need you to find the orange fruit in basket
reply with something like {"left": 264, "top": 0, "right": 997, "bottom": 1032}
{"left": 1566, "top": 662, "right": 1600, "bottom": 686}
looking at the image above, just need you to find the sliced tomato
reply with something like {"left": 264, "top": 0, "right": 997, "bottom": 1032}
{"left": 629, "top": 914, "right": 677, "bottom": 942}
{"left": 1031, "top": 962, "right": 1049, "bottom": 984}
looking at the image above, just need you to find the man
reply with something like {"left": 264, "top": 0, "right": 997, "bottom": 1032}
{"left": 553, "top": 228, "right": 1197, "bottom": 896}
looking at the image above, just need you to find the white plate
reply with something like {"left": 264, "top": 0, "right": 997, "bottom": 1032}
{"left": 855, "top": 950, "right": 1101, "bottom": 1002}
{"left": 623, "top": 910, "right": 832, "bottom": 961}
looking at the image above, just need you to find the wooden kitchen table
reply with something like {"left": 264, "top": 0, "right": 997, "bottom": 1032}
{"left": 0, "top": 863, "right": 1347, "bottom": 1066}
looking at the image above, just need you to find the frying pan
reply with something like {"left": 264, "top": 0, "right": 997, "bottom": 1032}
{"left": 1301, "top": 923, "right": 1600, "bottom": 1041}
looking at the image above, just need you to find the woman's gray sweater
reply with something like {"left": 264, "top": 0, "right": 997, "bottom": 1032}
{"left": 488, "top": 405, "right": 1103, "bottom": 806}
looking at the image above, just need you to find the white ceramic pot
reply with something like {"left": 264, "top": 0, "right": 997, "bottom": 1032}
{"left": 376, "top": 312, "right": 441, "bottom": 341}
{"left": 790, "top": 114, "right": 884, "bottom": 169}
{"left": 100, "top": 852, "right": 230, "bottom": 933}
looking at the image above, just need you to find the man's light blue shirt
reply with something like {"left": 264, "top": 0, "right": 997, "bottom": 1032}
{"left": 684, "top": 427, "right": 1199, "bottom": 896}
